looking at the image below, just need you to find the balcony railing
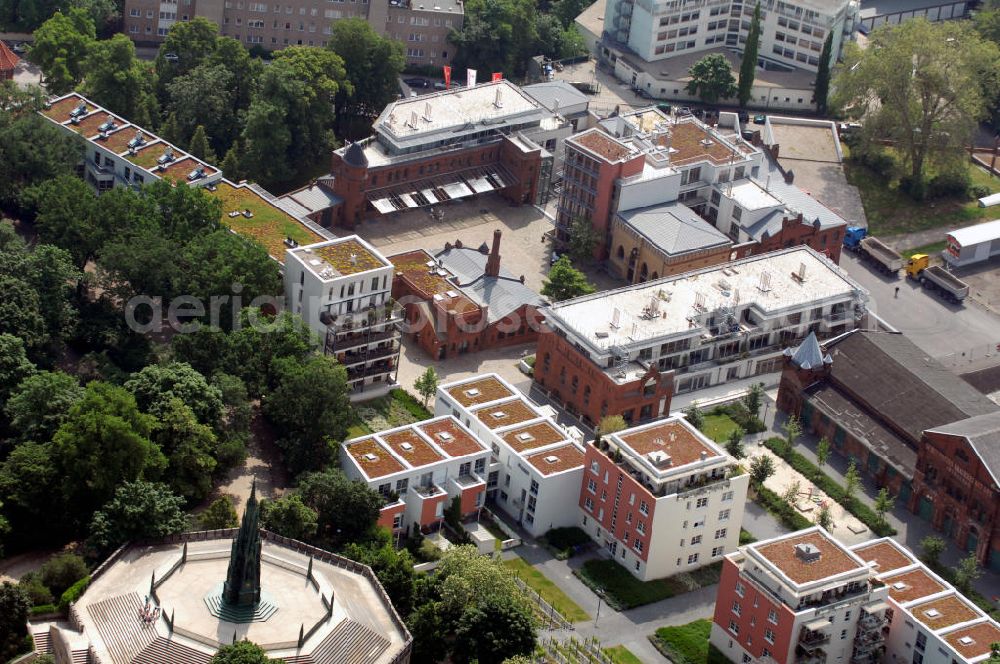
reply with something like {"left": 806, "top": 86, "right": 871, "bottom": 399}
{"left": 340, "top": 344, "right": 400, "bottom": 367}
{"left": 800, "top": 632, "right": 830, "bottom": 649}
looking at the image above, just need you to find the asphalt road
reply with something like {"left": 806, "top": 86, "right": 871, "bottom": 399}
{"left": 839, "top": 252, "right": 1000, "bottom": 359}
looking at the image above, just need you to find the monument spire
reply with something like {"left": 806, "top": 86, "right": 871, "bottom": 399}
{"left": 223, "top": 478, "right": 262, "bottom": 606}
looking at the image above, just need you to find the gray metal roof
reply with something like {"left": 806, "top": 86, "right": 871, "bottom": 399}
{"left": 786, "top": 331, "right": 832, "bottom": 370}
{"left": 926, "top": 411, "right": 1000, "bottom": 486}
{"left": 825, "top": 331, "right": 999, "bottom": 445}
{"left": 522, "top": 81, "right": 590, "bottom": 114}
{"left": 435, "top": 246, "right": 543, "bottom": 324}
{"left": 618, "top": 201, "right": 731, "bottom": 257}
{"left": 287, "top": 183, "right": 343, "bottom": 214}
{"left": 743, "top": 154, "right": 849, "bottom": 239}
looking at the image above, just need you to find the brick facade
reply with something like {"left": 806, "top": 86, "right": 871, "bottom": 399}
{"left": 579, "top": 442, "right": 655, "bottom": 562}
{"left": 712, "top": 558, "right": 797, "bottom": 663}
{"left": 534, "top": 330, "right": 674, "bottom": 428}
{"left": 751, "top": 212, "right": 847, "bottom": 264}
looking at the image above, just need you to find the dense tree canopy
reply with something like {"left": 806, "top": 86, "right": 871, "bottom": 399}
{"left": 81, "top": 34, "right": 153, "bottom": 119}
{"left": 450, "top": 0, "right": 538, "bottom": 78}
{"left": 5, "top": 371, "right": 84, "bottom": 443}
{"left": 88, "top": 480, "right": 187, "bottom": 553}
{"left": 125, "top": 361, "right": 223, "bottom": 427}
{"left": 210, "top": 641, "right": 271, "bottom": 664}
{"left": 328, "top": 18, "right": 404, "bottom": 118}
{"left": 685, "top": 53, "right": 738, "bottom": 104}
{"left": 29, "top": 8, "right": 95, "bottom": 94}
{"left": 260, "top": 494, "right": 318, "bottom": 541}
{"left": 298, "top": 468, "right": 382, "bottom": 546}
{"left": 541, "top": 256, "right": 595, "bottom": 302}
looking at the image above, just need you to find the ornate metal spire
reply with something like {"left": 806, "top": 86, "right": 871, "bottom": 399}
{"left": 223, "top": 478, "right": 262, "bottom": 606}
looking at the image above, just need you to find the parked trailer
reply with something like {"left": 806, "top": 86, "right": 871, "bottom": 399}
{"left": 905, "top": 254, "right": 970, "bottom": 303}
{"left": 942, "top": 218, "right": 1000, "bottom": 268}
{"left": 842, "top": 227, "right": 903, "bottom": 275}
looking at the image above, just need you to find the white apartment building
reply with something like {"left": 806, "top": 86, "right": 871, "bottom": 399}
{"left": 852, "top": 538, "right": 1000, "bottom": 664}
{"left": 434, "top": 374, "right": 586, "bottom": 538}
{"left": 603, "top": 0, "right": 858, "bottom": 71}
{"left": 711, "top": 528, "right": 891, "bottom": 664}
{"left": 541, "top": 246, "right": 868, "bottom": 396}
{"left": 340, "top": 416, "right": 490, "bottom": 534}
{"left": 581, "top": 416, "right": 749, "bottom": 580}
{"left": 284, "top": 237, "right": 402, "bottom": 399}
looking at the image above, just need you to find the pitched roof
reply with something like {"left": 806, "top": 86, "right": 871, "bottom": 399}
{"left": 617, "top": 201, "right": 731, "bottom": 257}
{"left": 926, "top": 411, "right": 1000, "bottom": 487}
{"left": 0, "top": 40, "right": 19, "bottom": 72}
{"left": 742, "top": 153, "right": 849, "bottom": 239}
{"left": 435, "top": 245, "right": 542, "bottom": 323}
{"left": 825, "top": 331, "right": 998, "bottom": 444}
{"left": 787, "top": 331, "right": 832, "bottom": 370}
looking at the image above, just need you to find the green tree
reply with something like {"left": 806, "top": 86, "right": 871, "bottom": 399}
{"left": 28, "top": 175, "right": 102, "bottom": 268}
{"left": 683, "top": 403, "right": 704, "bottom": 430}
{"left": 816, "top": 438, "right": 831, "bottom": 468}
{"left": 749, "top": 455, "right": 775, "bottom": 486}
{"left": 39, "top": 553, "right": 88, "bottom": 596}
{"left": 344, "top": 536, "right": 416, "bottom": 615}
{"left": 210, "top": 37, "right": 260, "bottom": 115}
{"left": 450, "top": 0, "right": 539, "bottom": 77}
{"left": 298, "top": 468, "right": 382, "bottom": 546}
{"left": 725, "top": 427, "right": 746, "bottom": 460}
{"left": 0, "top": 442, "right": 58, "bottom": 529}
{"left": 214, "top": 310, "right": 318, "bottom": 396}
{"left": 210, "top": 641, "right": 271, "bottom": 664}
{"left": 88, "top": 480, "right": 187, "bottom": 553}
{"left": 874, "top": 487, "right": 895, "bottom": 527}
{"left": 541, "top": 256, "right": 595, "bottom": 302}
{"left": 52, "top": 382, "right": 166, "bottom": 522}
{"left": 0, "top": 102, "right": 82, "bottom": 212}
{"left": 29, "top": 8, "right": 95, "bottom": 94}
{"left": 552, "top": 0, "right": 589, "bottom": 27}
{"left": 13, "top": 243, "right": 80, "bottom": 349}
{"left": 125, "top": 361, "right": 223, "bottom": 427}
{"left": 816, "top": 503, "right": 833, "bottom": 530}
{"left": 167, "top": 64, "right": 234, "bottom": 149}
{"left": 685, "top": 53, "right": 737, "bottom": 104}
{"left": 327, "top": 18, "right": 405, "bottom": 118}
{"left": 187, "top": 124, "right": 216, "bottom": 162}
{"left": 953, "top": 553, "right": 983, "bottom": 594}
{"left": 0, "top": 581, "right": 30, "bottom": 659}
{"left": 199, "top": 495, "right": 238, "bottom": 530}
{"left": 153, "top": 398, "right": 219, "bottom": 502}
{"left": 264, "top": 355, "right": 350, "bottom": 474}
{"left": 219, "top": 143, "right": 245, "bottom": 182}
{"left": 0, "top": 275, "right": 46, "bottom": 353}
{"left": 782, "top": 415, "right": 802, "bottom": 453}
{"left": 782, "top": 480, "right": 801, "bottom": 505}
{"left": 155, "top": 17, "right": 220, "bottom": 90}
{"left": 5, "top": 370, "right": 83, "bottom": 443}
{"left": 211, "top": 372, "right": 251, "bottom": 466}
{"left": 414, "top": 366, "right": 439, "bottom": 407}
{"left": 598, "top": 415, "right": 627, "bottom": 436}
{"left": 813, "top": 32, "right": 834, "bottom": 115}
{"left": 72, "top": 0, "right": 119, "bottom": 35}
{"left": 737, "top": 2, "right": 761, "bottom": 108}
{"left": 843, "top": 460, "right": 861, "bottom": 504}
{"left": 260, "top": 493, "right": 319, "bottom": 541}
{"left": 833, "top": 19, "right": 1000, "bottom": 194}
{"left": 81, "top": 34, "right": 152, "bottom": 118}
{"left": 453, "top": 592, "right": 537, "bottom": 664}
{"left": 567, "top": 216, "right": 598, "bottom": 262}
{"left": 742, "top": 383, "right": 763, "bottom": 420}
{"left": 921, "top": 535, "right": 947, "bottom": 568}
{"left": 0, "top": 334, "right": 35, "bottom": 404}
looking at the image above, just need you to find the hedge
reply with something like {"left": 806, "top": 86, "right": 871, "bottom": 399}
{"left": 390, "top": 388, "right": 432, "bottom": 420}
{"left": 30, "top": 603, "right": 59, "bottom": 616}
{"left": 762, "top": 438, "right": 896, "bottom": 537}
{"left": 58, "top": 576, "right": 90, "bottom": 612}
{"left": 754, "top": 483, "right": 813, "bottom": 531}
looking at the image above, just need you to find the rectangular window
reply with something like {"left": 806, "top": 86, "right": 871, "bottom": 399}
{"left": 714, "top": 528, "right": 727, "bottom": 540}
{"left": 696, "top": 497, "right": 708, "bottom": 508}
{"left": 687, "top": 553, "right": 699, "bottom": 564}
{"left": 712, "top": 546, "right": 724, "bottom": 557}
{"left": 732, "top": 601, "right": 741, "bottom": 615}
{"left": 639, "top": 500, "right": 649, "bottom": 516}
{"left": 735, "top": 582, "right": 745, "bottom": 597}
{"left": 765, "top": 629, "right": 775, "bottom": 644}
{"left": 719, "top": 509, "right": 731, "bottom": 521}
{"left": 691, "top": 535, "right": 702, "bottom": 545}
{"left": 722, "top": 491, "right": 734, "bottom": 502}
{"left": 729, "top": 620, "right": 739, "bottom": 635}
{"left": 768, "top": 609, "right": 778, "bottom": 624}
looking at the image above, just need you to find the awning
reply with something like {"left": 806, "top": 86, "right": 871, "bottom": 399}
{"left": 372, "top": 198, "right": 396, "bottom": 214}
{"left": 421, "top": 188, "right": 440, "bottom": 204}
{"left": 469, "top": 177, "right": 494, "bottom": 194}
{"left": 443, "top": 182, "right": 473, "bottom": 199}
{"left": 400, "top": 193, "right": 418, "bottom": 208}
{"left": 805, "top": 618, "right": 832, "bottom": 632}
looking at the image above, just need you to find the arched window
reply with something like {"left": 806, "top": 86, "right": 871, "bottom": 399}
{"left": 616, "top": 245, "right": 625, "bottom": 259}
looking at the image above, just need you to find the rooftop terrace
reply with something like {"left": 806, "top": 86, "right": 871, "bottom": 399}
{"left": 416, "top": 419, "right": 487, "bottom": 458}
{"left": 344, "top": 437, "right": 406, "bottom": 480}
{"left": 210, "top": 181, "right": 324, "bottom": 262}
{"left": 881, "top": 567, "right": 946, "bottom": 604}
{"left": 752, "top": 529, "right": 867, "bottom": 586}
{"left": 291, "top": 237, "right": 389, "bottom": 280}
{"left": 445, "top": 375, "right": 514, "bottom": 408}
{"left": 569, "top": 129, "right": 637, "bottom": 163}
{"left": 615, "top": 419, "right": 720, "bottom": 470}
{"left": 547, "top": 247, "right": 863, "bottom": 352}
{"left": 525, "top": 444, "right": 585, "bottom": 476}
{"left": 381, "top": 429, "right": 443, "bottom": 468}
{"left": 943, "top": 621, "right": 1000, "bottom": 660}
{"left": 669, "top": 120, "right": 744, "bottom": 167}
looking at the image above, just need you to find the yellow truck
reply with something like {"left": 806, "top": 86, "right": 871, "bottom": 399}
{"left": 904, "top": 254, "right": 970, "bottom": 303}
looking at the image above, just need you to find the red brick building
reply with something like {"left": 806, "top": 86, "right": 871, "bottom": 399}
{"left": 298, "top": 81, "right": 568, "bottom": 229}
{"left": 750, "top": 208, "right": 847, "bottom": 264}
{"left": 910, "top": 412, "right": 1000, "bottom": 570}
{"left": 390, "top": 230, "right": 544, "bottom": 360}
{"left": 777, "top": 330, "right": 999, "bottom": 507}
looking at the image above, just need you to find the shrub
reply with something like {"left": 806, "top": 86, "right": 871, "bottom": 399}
{"left": 58, "top": 576, "right": 90, "bottom": 612}
{"left": 390, "top": 389, "right": 432, "bottom": 420}
{"left": 739, "top": 529, "right": 756, "bottom": 545}
{"left": 543, "top": 527, "right": 590, "bottom": 558}
{"left": 855, "top": 149, "right": 895, "bottom": 176}
{"left": 40, "top": 554, "right": 89, "bottom": 598}
{"left": 418, "top": 539, "right": 443, "bottom": 562}
{"left": 754, "top": 484, "right": 812, "bottom": 531}
{"left": 927, "top": 170, "right": 971, "bottom": 200}
{"left": 899, "top": 175, "right": 925, "bottom": 200}
{"left": 762, "top": 438, "right": 896, "bottom": 536}
{"left": 29, "top": 604, "right": 58, "bottom": 617}
{"left": 18, "top": 573, "right": 53, "bottom": 606}
{"left": 969, "top": 184, "right": 991, "bottom": 200}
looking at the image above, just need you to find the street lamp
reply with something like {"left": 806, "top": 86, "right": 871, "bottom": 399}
{"left": 594, "top": 589, "right": 605, "bottom": 627}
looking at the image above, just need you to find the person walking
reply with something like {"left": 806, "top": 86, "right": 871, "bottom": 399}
{"left": 894, "top": 286, "right": 900, "bottom": 298}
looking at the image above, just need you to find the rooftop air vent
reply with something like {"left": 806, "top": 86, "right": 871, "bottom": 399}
{"left": 647, "top": 450, "right": 672, "bottom": 467}
{"left": 98, "top": 119, "right": 117, "bottom": 132}
{"left": 516, "top": 432, "right": 533, "bottom": 442}
{"left": 958, "top": 637, "right": 975, "bottom": 646}
{"left": 400, "top": 442, "right": 413, "bottom": 451}
{"left": 437, "top": 431, "right": 454, "bottom": 441}
{"left": 891, "top": 582, "right": 907, "bottom": 591}
{"left": 465, "top": 388, "right": 480, "bottom": 397}
{"left": 70, "top": 102, "right": 88, "bottom": 118}
{"left": 445, "top": 290, "right": 459, "bottom": 298}
{"left": 187, "top": 166, "right": 206, "bottom": 181}
{"left": 157, "top": 148, "right": 175, "bottom": 165}
{"left": 363, "top": 453, "right": 378, "bottom": 462}
{"left": 924, "top": 609, "right": 941, "bottom": 619}
{"left": 544, "top": 455, "right": 559, "bottom": 464}
{"left": 491, "top": 411, "right": 507, "bottom": 419}
{"left": 794, "top": 542, "right": 821, "bottom": 563}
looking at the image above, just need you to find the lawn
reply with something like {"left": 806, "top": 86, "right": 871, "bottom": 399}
{"left": 901, "top": 240, "right": 947, "bottom": 260}
{"left": 576, "top": 559, "right": 722, "bottom": 610}
{"left": 604, "top": 645, "right": 644, "bottom": 664}
{"left": 651, "top": 619, "right": 730, "bottom": 664}
{"left": 701, "top": 413, "right": 740, "bottom": 443}
{"left": 350, "top": 389, "right": 432, "bottom": 435}
{"left": 845, "top": 160, "right": 1000, "bottom": 237}
{"left": 542, "top": 526, "right": 591, "bottom": 558}
{"left": 503, "top": 556, "right": 591, "bottom": 623}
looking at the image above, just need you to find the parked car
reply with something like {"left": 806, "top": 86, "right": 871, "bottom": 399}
{"left": 657, "top": 102, "right": 672, "bottom": 114}
{"left": 753, "top": 114, "right": 767, "bottom": 124}
{"left": 839, "top": 122, "right": 862, "bottom": 134}
{"left": 404, "top": 77, "right": 430, "bottom": 88}
{"left": 677, "top": 106, "right": 692, "bottom": 116}
{"left": 10, "top": 42, "right": 25, "bottom": 54}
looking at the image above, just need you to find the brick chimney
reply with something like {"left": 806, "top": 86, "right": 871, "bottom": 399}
{"left": 485, "top": 229, "right": 502, "bottom": 278}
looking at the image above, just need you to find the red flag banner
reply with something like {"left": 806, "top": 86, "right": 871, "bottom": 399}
{"left": 443, "top": 66, "right": 452, "bottom": 89}
{"left": 492, "top": 72, "right": 503, "bottom": 82}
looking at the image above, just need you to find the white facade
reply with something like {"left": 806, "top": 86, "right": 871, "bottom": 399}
{"left": 604, "top": 0, "right": 859, "bottom": 72}
{"left": 435, "top": 374, "right": 587, "bottom": 538}
{"left": 284, "top": 237, "right": 401, "bottom": 399}
{"left": 943, "top": 219, "right": 1000, "bottom": 268}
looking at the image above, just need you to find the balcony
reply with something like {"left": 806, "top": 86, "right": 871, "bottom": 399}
{"left": 451, "top": 473, "right": 484, "bottom": 490}
{"left": 412, "top": 483, "right": 444, "bottom": 498}
{"left": 339, "top": 343, "right": 400, "bottom": 367}
{"left": 347, "top": 361, "right": 395, "bottom": 381}
{"left": 799, "top": 631, "right": 830, "bottom": 650}
{"left": 795, "top": 583, "right": 869, "bottom": 611}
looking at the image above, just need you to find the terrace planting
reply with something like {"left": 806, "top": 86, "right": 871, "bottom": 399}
{"left": 125, "top": 142, "right": 173, "bottom": 171}
{"left": 446, "top": 376, "right": 513, "bottom": 407}
{"left": 417, "top": 420, "right": 485, "bottom": 458}
{"left": 210, "top": 182, "right": 323, "bottom": 261}
{"left": 390, "top": 249, "right": 477, "bottom": 313}
{"left": 381, "top": 428, "right": 443, "bottom": 467}
{"left": 313, "top": 240, "right": 385, "bottom": 275}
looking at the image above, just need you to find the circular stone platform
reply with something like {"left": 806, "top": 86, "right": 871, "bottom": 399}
{"left": 203, "top": 583, "right": 279, "bottom": 622}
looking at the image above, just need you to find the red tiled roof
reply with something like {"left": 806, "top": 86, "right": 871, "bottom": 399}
{"left": 0, "top": 40, "right": 20, "bottom": 72}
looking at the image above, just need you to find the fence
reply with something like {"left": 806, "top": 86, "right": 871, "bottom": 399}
{"left": 539, "top": 636, "right": 616, "bottom": 663}
{"left": 514, "top": 577, "right": 574, "bottom": 632}
{"left": 934, "top": 342, "right": 1000, "bottom": 369}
